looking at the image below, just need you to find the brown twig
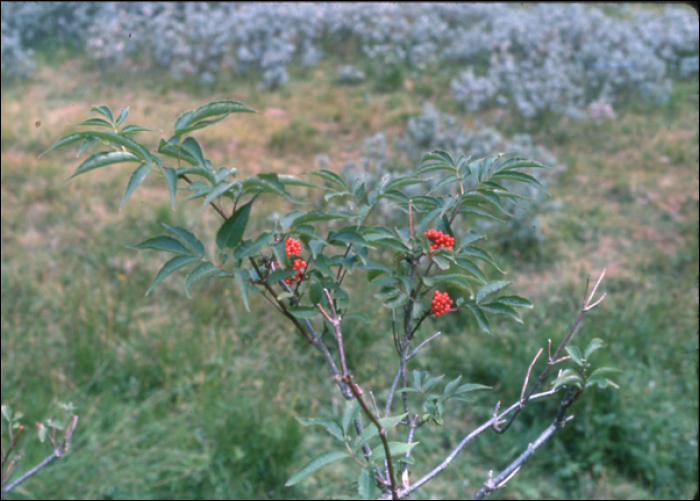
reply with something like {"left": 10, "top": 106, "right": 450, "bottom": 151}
{"left": 492, "top": 268, "right": 607, "bottom": 434}
{"left": 343, "top": 375, "right": 399, "bottom": 500}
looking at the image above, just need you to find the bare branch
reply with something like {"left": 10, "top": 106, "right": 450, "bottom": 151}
{"left": 385, "top": 365, "right": 402, "bottom": 418}
{"left": 344, "top": 375, "right": 399, "bottom": 500}
{"left": 408, "top": 331, "right": 442, "bottom": 360}
{"left": 378, "top": 389, "right": 562, "bottom": 500}
{"left": 1, "top": 415, "right": 78, "bottom": 499}
{"left": 471, "top": 415, "right": 575, "bottom": 499}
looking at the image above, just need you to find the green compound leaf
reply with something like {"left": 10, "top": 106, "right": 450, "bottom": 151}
{"left": 358, "top": 466, "right": 376, "bottom": 500}
{"left": 129, "top": 236, "right": 193, "bottom": 256}
{"left": 163, "top": 167, "right": 178, "bottom": 210}
{"left": 74, "top": 117, "right": 114, "bottom": 128}
{"left": 115, "top": 107, "right": 129, "bottom": 127}
{"left": 285, "top": 451, "right": 351, "bottom": 487}
{"left": 466, "top": 303, "right": 492, "bottom": 336}
{"left": 185, "top": 262, "right": 226, "bottom": 299}
{"left": 370, "top": 441, "right": 420, "bottom": 463}
{"left": 295, "top": 417, "right": 345, "bottom": 442}
{"left": 68, "top": 151, "right": 142, "bottom": 180}
{"left": 490, "top": 295, "right": 533, "bottom": 309}
{"left": 288, "top": 306, "right": 319, "bottom": 319}
{"left": 216, "top": 197, "right": 255, "bottom": 250}
{"left": 145, "top": 255, "right": 199, "bottom": 296}
{"left": 342, "top": 401, "right": 361, "bottom": 436}
{"left": 162, "top": 224, "right": 205, "bottom": 258}
{"left": 476, "top": 281, "right": 510, "bottom": 304}
{"left": 174, "top": 100, "right": 256, "bottom": 136}
{"left": 120, "top": 163, "right": 152, "bottom": 211}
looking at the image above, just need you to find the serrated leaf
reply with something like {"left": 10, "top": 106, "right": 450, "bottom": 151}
{"left": 235, "top": 268, "right": 251, "bottom": 312}
{"left": 43, "top": 130, "right": 152, "bottom": 163}
{"left": 491, "top": 170, "right": 550, "bottom": 196}
{"left": 281, "top": 210, "right": 306, "bottom": 229}
{"left": 552, "top": 371, "right": 584, "bottom": 390}
{"left": 565, "top": 346, "right": 584, "bottom": 366}
{"left": 295, "top": 417, "right": 345, "bottom": 442}
{"left": 358, "top": 467, "right": 375, "bottom": 500}
{"left": 77, "top": 136, "right": 99, "bottom": 157}
{"left": 234, "top": 232, "right": 273, "bottom": 261}
{"left": 288, "top": 307, "right": 319, "bottom": 319}
{"left": 310, "top": 169, "right": 349, "bottom": 190}
{"left": 461, "top": 246, "right": 504, "bottom": 273}
{"left": 480, "top": 302, "right": 523, "bottom": 324}
{"left": 162, "top": 224, "right": 205, "bottom": 258}
{"left": 385, "top": 176, "right": 425, "bottom": 191}
{"left": 91, "top": 104, "right": 114, "bottom": 123}
{"left": 458, "top": 205, "right": 504, "bottom": 223}
{"left": 292, "top": 209, "right": 356, "bottom": 227}
{"left": 130, "top": 236, "right": 193, "bottom": 255}
{"left": 120, "top": 163, "right": 151, "bottom": 211}
{"left": 494, "top": 156, "right": 546, "bottom": 173}
{"left": 67, "top": 151, "right": 142, "bottom": 180}
{"left": 421, "top": 150, "right": 454, "bottom": 166}
{"left": 371, "top": 442, "right": 420, "bottom": 463}
{"left": 278, "top": 174, "right": 327, "bottom": 190}
{"left": 491, "top": 295, "right": 533, "bottom": 309}
{"left": 353, "top": 414, "right": 408, "bottom": 452}
{"left": 174, "top": 100, "right": 256, "bottom": 136}
{"left": 185, "top": 262, "right": 222, "bottom": 299}
{"left": 121, "top": 124, "right": 158, "bottom": 134}
{"left": 180, "top": 137, "right": 206, "bottom": 168}
{"left": 584, "top": 338, "right": 607, "bottom": 359}
{"left": 202, "top": 180, "right": 237, "bottom": 211}
{"left": 163, "top": 167, "right": 178, "bottom": 210}
{"left": 453, "top": 257, "right": 488, "bottom": 284}
{"left": 476, "top": 281, "right": 510, "bottom": 304}
{"left": 313, "top": 254, "right": 335, "bottom": 278}
{"left": 424, "top": 375, "right": 445, "bottom": 393}
{"left": 269, "top": 268, "right": 298, "bottom": 283}
{"left": 145, "top": 255, "right": 199, "bottom": 296}
{"left": 242, "top": 174, "right": 300, "bottom": 204}
{"left": 285, "top": 451, "right": 350, "bottom": 486}
{"left": 216, "top": 198, "right": 255, "bottom": 250}
{"left": 585, "top": 377, "right": 620, "bottom": 390}
{"left": 342, "top": 401, "right": 361, "bottom": 435}
{"left": 454, "top": 383, "right": 491, "bottom": 394}
{"left": 115, "top": 107, "right": 129, "bottom": 127}
{"left": 444, "top": 376, "right": 462, "bottom": 396}
{"left": 466, "top": 303, "right": 492, "bottom": 336}
{"left": 74, "top": 117, "right": 114, "bottom": 128}
{"left": 384, "top": 294, "right": 409, "bottom": 308}
{"left": 329, "top": 230, "right": 373, "bottom": 249}
{"left": 588, "top": 367, "right": 623, "bottom": 379}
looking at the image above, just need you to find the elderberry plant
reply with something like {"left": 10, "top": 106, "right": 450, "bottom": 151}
{"left": 40, "top": 100, "right": 618, "bottom": 500}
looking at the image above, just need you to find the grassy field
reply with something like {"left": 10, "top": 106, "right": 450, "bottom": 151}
{"left": 1, "top": 47, "right": 698, "bottom": 500}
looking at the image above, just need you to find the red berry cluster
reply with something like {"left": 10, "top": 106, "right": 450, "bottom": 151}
{"left": 424, "top": 229, "right": 455, "bottom": 252}
{"left": 285, "top": 259, "right": 307, "bottom": 284}
{"left": 430, "top": 290, "right": 453, "bottom": 316}
{"left": 285, "top": 237, "right": 302, "bottom": 258}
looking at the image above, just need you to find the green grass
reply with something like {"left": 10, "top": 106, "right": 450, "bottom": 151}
{"left": 1, "top": 43, "right": 698, "bottom": 501}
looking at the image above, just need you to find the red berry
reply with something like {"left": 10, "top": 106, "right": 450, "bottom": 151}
{"left": 430, "top": 290, "right": 453, "bottom": 316}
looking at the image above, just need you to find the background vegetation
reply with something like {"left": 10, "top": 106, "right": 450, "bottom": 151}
{"left": 1, "top": 3, "right": 698, "bottom": 500}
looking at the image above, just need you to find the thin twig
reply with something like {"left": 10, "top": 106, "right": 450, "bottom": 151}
{"left": 344, "top": 375, "right": 399, "bottom": 500}
{"left": 520, "top": 348, "right": 543, "bottom": 407}
{"left": 2, "top": 415, "right": 77, "bottom": 499}
{"left": 407, "top": 332, "right": 442, "bottom": 360}
{"left": 377, "top": 389, "right": 561, "bottom": 500}
{"left": 493, "top": 268, "right": 607, "bottom": 434}
{"left": 385, "top": 365, "right": 403, "bottom": 418}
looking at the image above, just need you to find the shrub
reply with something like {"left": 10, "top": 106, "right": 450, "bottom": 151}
{"left": 32, "top": 99, "right": 618, "bottom": 500}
